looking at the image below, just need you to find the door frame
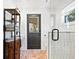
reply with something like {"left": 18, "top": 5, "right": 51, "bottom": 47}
{"left": 27, "top": 14, "right": 41, "bottom": 49}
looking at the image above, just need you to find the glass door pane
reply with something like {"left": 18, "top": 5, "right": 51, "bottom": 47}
{"left": 28, "top": 15, "right": 39, "bottom": 33}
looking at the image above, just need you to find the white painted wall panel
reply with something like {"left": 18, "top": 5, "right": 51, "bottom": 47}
{"left": 3, "top": 0, "right": 16, "bottom": 8}
{"left": 48, "top": 32, "right": 75, "bottom": 59}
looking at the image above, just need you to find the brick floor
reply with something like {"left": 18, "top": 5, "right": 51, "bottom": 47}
{"left": 20, "top": 50, "right": 47, "bottom": 59}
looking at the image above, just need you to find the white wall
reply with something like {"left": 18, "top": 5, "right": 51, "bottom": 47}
{"left": 3, "top": 0, "right": 75, "bottom": 51}
{"left": 50, "top": 1, "right": 75, "bottom": 32}
{"left": 13, "top": 0, "right": 51, "bottom": 50}
{"left": 19, "top": 8, "right": 51, "bottom": 50}
{"left": 3, "top": 0, "right": 50, "bottom": 50}
{"left": 3, "top": 0, "right": 16, "bottom": 8}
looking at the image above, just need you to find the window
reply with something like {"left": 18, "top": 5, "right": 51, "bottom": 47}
{"left": 64, "top": 9, "right": 75, "bottom": 23}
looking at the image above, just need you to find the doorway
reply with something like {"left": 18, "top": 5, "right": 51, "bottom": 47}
{"left": 27, "top": 14, "right": 41, "bottom": 49}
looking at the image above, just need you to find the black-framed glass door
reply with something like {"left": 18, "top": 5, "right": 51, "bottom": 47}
{"left": 27, "top": 14, "right": 41, "bottom": 49}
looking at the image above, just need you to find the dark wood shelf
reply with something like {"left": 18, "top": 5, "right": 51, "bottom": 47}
{"left": 5, "top": 20, "right": 12, "bottom": 22}
{"left": 5, "top": 29, "right": 14, "bottom": 31}
{"left": 5, "top": 20, "right": 19, "bottom": 23}
{"left": 4, "top": 9, "right": 20, "bottom": 15}
{"left": 4, "top": 8, "right": 21, "bottom": 59}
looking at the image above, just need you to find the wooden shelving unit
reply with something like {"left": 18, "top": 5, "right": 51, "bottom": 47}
{"left": 4, "top": 8, "right": 21, "bottom": 59}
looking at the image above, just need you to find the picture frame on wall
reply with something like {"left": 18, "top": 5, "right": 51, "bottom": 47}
{"left": 64, "top": 9, "right": 75, "bottom": 23}
{"left": 62, "top": 1, "right": 75, "bottom": 26}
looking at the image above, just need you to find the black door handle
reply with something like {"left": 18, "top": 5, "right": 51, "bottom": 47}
{"left": 52, "top": 29, "right": 59, "bottom": 41}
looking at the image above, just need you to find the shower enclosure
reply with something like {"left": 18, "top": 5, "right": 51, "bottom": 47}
{"left": 48, "top": 29, "right": 75, "bottom": 59}
{"left": 48, "top": 2, "right": 75, "bottom": 59}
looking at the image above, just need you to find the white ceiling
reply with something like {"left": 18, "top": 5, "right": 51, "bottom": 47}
{"left": 50, "top": 0, "right": 75, "bottom": 10}
{"left": 4, "top": 0, "right": 75, "bottom": 9}
{"left": 13, "top": 0, "right": 75, "bottom": 11}
{"left": 15, "top": 0, "right": 47, "bottom": 9}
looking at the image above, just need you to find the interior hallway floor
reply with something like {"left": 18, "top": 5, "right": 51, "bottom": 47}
{"left": 20, "top": 50, "right": 47, "bottom": 59}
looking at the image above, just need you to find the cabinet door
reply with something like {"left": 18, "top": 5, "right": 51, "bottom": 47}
{"left": 15, "top": 39, "right": 20, "bottom": 59}
{"left": 8, "top": 42, "right": 14, "bottom": 59}
{"left": 15, "top": 50, "right": 20, "bottom": 59}
{"left": 5, "top": 42, "right": 9, "bottom": 59}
